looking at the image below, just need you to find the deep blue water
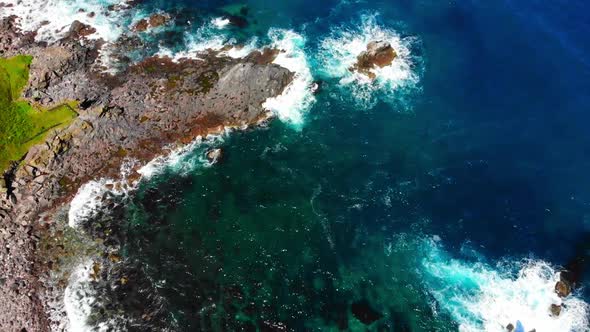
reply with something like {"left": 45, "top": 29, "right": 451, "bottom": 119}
{"left": 80, "top": 0, "right": 590, "bottom": 330}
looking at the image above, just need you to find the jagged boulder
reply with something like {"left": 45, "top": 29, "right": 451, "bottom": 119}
{"left": 550, "top": 304, "right": 562, "bottom": 317}
{"left": 555, "top": 280, "right": 571, "bottom": 298}
{"left": 350, "top": 40, "right": 397, "bottom": 79}
{"left": 68, "top": 20, "right": 96, "bottom": 38}
{"left": 133, "top": 13, "right": 170, "bottom": 32}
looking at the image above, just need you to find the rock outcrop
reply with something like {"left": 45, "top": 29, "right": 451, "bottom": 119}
{"left": 0, "top": 15, "right": 292, "bottom": 332}
{"left": 351, "top": 300, "right": 382, "bottom": 325}
{"left": 206, "top": 148, "right": 223, "bottom": 164}
{"left": 555, "top": 279, "right": 572, "bottom": 298}
{"left": 350, "top": 40, "right": 397, "bottom": 79}
{"left": 133, "top": 13, "right": 171, "bottom": 32}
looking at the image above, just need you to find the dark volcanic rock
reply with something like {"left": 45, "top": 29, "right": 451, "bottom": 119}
{"left": 228, "top": 15, "right": 248, "bottom": 28}
{"left": 68, "top": 20, "right": 97, "bottom": 38}
{"left": 351, "top": 300, "right": 382, "bottom": 325}
{"left": 0, "top": 13, "right": 293, "bottom": 332}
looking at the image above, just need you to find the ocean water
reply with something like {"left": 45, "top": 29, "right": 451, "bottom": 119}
{"left": 6, "top": 0, "right": 590, "bottom": 330}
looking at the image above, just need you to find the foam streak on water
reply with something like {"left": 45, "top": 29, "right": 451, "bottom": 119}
{"left": 421, "top": 238, "right": 590, "bottom": 332}
{"left": 317, "top": 13, "right": 420, "bottom": 109}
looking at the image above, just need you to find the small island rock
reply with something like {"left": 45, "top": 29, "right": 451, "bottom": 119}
{"left": 350, "top": 40, "right": 397, "bottom": 79}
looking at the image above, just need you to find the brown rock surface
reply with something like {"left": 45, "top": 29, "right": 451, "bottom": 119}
{"left": 549, "top": 303, "right": 562, "bottom": 317}
{"left": 133, "top": 18, "right": 149, "bottom": 32}
{"left": 148, "top": 13, "right": 168, "bottom": 28}
{"left": 133, "top": 13, "right": 170, "bottom": 32}
{"left": 350, "top": 40, "right": 397, "bottom": 79}
{"left": 555, "top": 280, "right": 572, "bottom": 298}
{"left": 0, "top": 15, "right": 292, "bottom": 332}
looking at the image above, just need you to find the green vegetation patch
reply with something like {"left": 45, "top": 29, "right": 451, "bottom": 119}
{"left": 0, "top": 56, "right": 78, "bottom": 171}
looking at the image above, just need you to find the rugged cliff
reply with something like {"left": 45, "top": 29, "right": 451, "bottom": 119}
{"left": 0, "top": 15, "right": 292, "bottom": 331}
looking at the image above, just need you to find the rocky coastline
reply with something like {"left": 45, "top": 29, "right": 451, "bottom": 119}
{"left": 0, "top": 13, "right": 293, "bottom": 331}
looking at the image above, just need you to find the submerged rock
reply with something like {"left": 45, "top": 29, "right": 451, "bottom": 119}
{"left": 148, "top": 13, "right": 168, "bottom": 28}
{"left": 133, "top": 13, "right": 170, "bottom": 32}
{"left": 206, "top": 148, "right": 223, "bottom": 164}
{"left": 350, "top": 40, "right": 397, "bottom": 79}
{"left": 351, "top": 300, "right": 382, "bottom": 325}
{"left": 228, "top": 15, "right": 248, "bottom": 28}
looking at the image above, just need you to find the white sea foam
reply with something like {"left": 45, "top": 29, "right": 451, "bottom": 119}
{"left": 162, "top": 26, "right": 317, "bottom": 126}
{"left": 0, "top": 0, "right": 130, "bottom": 43}
{"left": 64, "top": 261, "right": 98, "bottom": 332}
{"left": 68, "top": 180, "right": 108, "bottom": 229}
{"left": 138, "top": 132, "right": 229, "bottom": 179}
{"left": 317, "top": 13, "right": 420, "bottom": 109}
{"left": 0, "top": 0, "right": 140, "bottom": 74}
{"left": 421, "top": 238, "right": 590, "bottom": 332}
{"left": 211, "top": 17, "right": 231, "bottom": 29}
{"left": 64, "top": 260, "right": 123, "bottom": 332}
{"left": 68, "top": 161, "right": 137, "bottom": 229}
{"left": 262, "top": 29, "right": 316, "bottom": 127}
{"left": 156, "top": 19, "right": 256, "bottom": 61}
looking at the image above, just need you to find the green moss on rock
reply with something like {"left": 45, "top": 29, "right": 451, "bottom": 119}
{"left": 0, "top": 55, "right": 78, "bottom": 171}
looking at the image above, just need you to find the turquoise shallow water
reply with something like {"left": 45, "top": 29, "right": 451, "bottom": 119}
{"left": 59, "top": 0, "right": 590, "bottom": 330}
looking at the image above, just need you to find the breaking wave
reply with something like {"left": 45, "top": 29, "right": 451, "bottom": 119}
{"left": 68, "top": 161, "right": 137, "bottom": 230}
{"left": 420, "top": 237, "right": 590, "bottom": 332}
{"left": 0, "top": 0, "right": 132, "bottom": 42}
{"left": 64, "top": 261, "right": 101, "bottom": 332}
{"left": 154, "top": 17, "right": 257, "bottom": 61}
{"left": 138, "top": 133, "right": 227, "bottom": 179}
{"left": 262, "top": 29, "right": 316, "bottom": 127}
{"left": 159, "top": 26, "right": 317, "bottom": 127}
{"left": 317, "top": 13, "right": 421, "bottom": 110}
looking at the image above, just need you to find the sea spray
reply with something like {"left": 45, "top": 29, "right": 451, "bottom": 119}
{"left": 317, "top": 13, "right": 421, "bottom": 110}
{"left": 155, "top": 18, "right": 257, "bottom": 61}
{"left": 138, "top": 134, "right": 225, "bottom": 179}
{"left": 0, "top": 0, "right": 132, "bottom": 42}
{"left": 63, "top": 261, "right": 105, "bottom": 332}
{"left": 262, "top": 29, "right": 316, "bottom": 127}
{"left": 68, "top": 160, "right": 138, "bottom": 230}
{"left": 159, "top": 26, "right": 317, "bottom": 127}
{"left": 211, "top": 17, "right": 231, "bottom": 29}
{"left": 421, "top": 237, "right": 590, "bottom": 332}
{"left": 63, "top": 262, "right": 92, "bottom": 331}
